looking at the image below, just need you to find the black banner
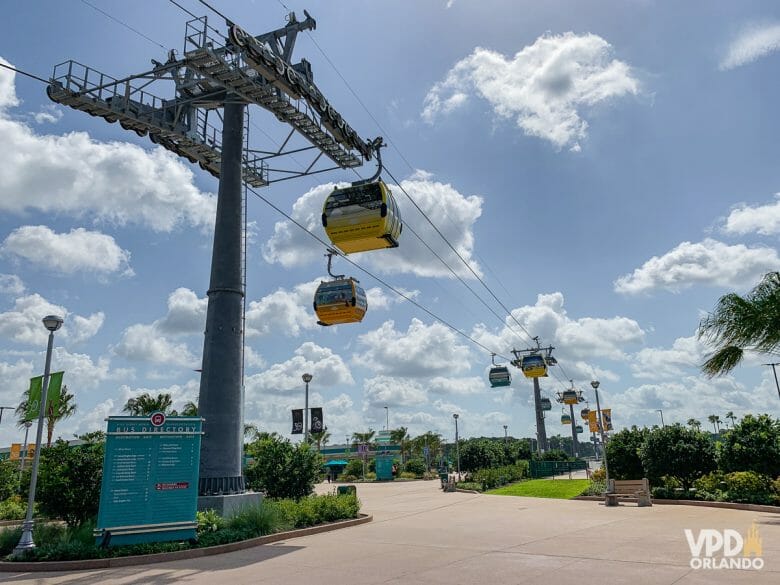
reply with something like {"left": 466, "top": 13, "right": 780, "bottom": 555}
{"left": 291, "top": 409, "right": 303, "bottom": 434}
{"left": 310, "top": 407, "right": 324, "bottom": 433}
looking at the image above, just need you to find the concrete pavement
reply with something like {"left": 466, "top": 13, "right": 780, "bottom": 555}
{"left": 1, "top": 479, "right": 777, "bottom": 584}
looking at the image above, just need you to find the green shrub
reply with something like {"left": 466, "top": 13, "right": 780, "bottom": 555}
{"left": 0, "top": 460, "right": 19, "bottom": 501}
{"left": 454, "top": 482, "right": 481, "bottom": 491}
{"left": 0, "top": 496, "right": 27, "bottom": 520}
{"left": 590, "top": 467, "right": 606, "bottom": 482}
{"left": 340, "top": 474, "right": 357, "bottom": 482}
{"left": 722, "top": 471, "right": 774, "bottom": 504}
{"left": 460, "top": 439, "right": 505, "bottom": 471}
{"left": 343, "top": 459, "right": 364, "bottom": 478}
{"left": 639, "top": 425, "right": 716, "bottom": 490}
{"left": 582, "top": 480, "right": 606, "bottom": 496}
{"left": 364, "top": 472, "right": 376, "bottom": 481}
{"left": 718, "top": 415, "right": 780, "bottom": 478}
{"left": 404, "top": 458, "right": 427, "bottom": 476}
{"left": 196, "top": 509, "right": 226, "bottom": 534}
{"left": 471, "top": 463, "right": 527, "bottom": 491}
{"left": 245, "top": 436, "right": 323, "bottom": 499}
{"left": 227, "top": 501, "right": 282, "bottom": 537}
{"left": 606, "top": 426, "right": 649, "bottom": 480}
{"left": 398, "top": 471, "right": 416, "bottom": 479}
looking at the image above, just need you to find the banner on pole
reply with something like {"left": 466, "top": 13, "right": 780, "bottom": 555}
{"left": 310, "top": 407, "right": 323, "bottom": 433}
{"left": 291, "top": 409, "right": 303, "bottom": 434}
{"left": 601, "top": 409, "right": 613, "bottom": 431}
{"left": 25, "top": 371, "right": 64, "bottom": 421}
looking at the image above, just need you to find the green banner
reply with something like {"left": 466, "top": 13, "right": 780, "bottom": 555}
{"left": 25, "top": 372, "right": 64, "bottom": 421}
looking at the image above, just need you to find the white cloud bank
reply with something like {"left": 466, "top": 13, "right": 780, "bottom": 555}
{"left": 720, "top": 23, "right": 780, "bottom": 70}
{"left": 263, "top": 174, "right": 483, "bottom": 278}
{"left": 2, "top": 225, "right": 133, "bottom": 276}
{"left": 0, "top": 58, "right": 216, "bottom": 232}
{"left": 422, "top": 33, "right": 639, "bottom": 150}
{"left": 614, "top": 239, "right": 780, "bottom": 295}
{"left": 724, "top": 193, "right": 780, "bottom": 236}
{"left": 0, "top": 293, "right": 104, "bottom": 346}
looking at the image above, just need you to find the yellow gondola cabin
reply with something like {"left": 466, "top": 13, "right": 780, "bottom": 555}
{"left": 313, "top": 278, "right": 367, "bottom": 326}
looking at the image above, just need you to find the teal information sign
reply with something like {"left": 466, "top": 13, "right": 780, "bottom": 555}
{"left": 375, "top": 454, "right": 395, "bottom": 481}
{"left": 95, "top": 414, "right": 203, "bottom": 546}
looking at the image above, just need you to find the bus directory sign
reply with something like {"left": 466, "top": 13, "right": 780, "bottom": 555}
{"left": 95, "top": 414, "right": 203, "bottom": 546}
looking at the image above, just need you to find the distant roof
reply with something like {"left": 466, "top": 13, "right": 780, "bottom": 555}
{"left": 324, "top": 459, "right": 349, "bottom": 466}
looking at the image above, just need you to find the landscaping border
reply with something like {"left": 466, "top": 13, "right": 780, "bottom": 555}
{"left": 0, "top": 513, "right": 372, "bottom": 572}
{"left": 572, "top": 496, "right": 780, "bottom": 513}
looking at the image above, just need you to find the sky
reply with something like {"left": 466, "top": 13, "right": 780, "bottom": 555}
{"left": 1, "top": 0, "right": 779, "bottom": 448}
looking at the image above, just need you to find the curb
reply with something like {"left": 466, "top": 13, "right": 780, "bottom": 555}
{"left": 0, "top": 513, "right": 372, "bottom": 572}
{"left": 572, "top": 496, "right": 780, "bottom": 513}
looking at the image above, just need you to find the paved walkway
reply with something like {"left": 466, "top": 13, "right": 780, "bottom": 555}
{"left": 2, "top": 480, "right": 777, "bottom": 584}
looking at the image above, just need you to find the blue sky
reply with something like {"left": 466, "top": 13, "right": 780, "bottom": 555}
{"left": 1, "top": 0, "right": 779, "bottom": 447}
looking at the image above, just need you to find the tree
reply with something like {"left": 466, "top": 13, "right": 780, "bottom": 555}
{"left": 390, "top": 427, "right": 410, "bottom": 462}
{"left": 16, "top": 383, "right": 78, "bottom": 447}
{"left": 36, "top": 433, "right": 105, "bottom": 526}
{"left": 718, "top": 414, "right": 780, "bottom": 478}
{"left": 707, "top": 415, "right": 721, "bottom": 434}
{"left": 352, "top": 430, "right": 375, "bottom": 446}
{"left": 725, "top": 411, "right": 737, "bottom": 428}
{"left": 687, "top": 418, "right": 701, "bottom": 430}
{"left": 639, "top": 424, "right": 716, "bottom": 490}
{"left": 605, "top": 426, "right": 650, "bottom": 480}
{"left": 244, "top": 435, "right": 322, "bottom": 499}
{"left": 181, "top": 401, "right": 199, "bottom": 416}
{"left": 698, "top": 271, "right": 780, "bottom": 376}
{"left": 122, "top": 392, "right": 175, "bottom": 416}
{"left": 459, "top": 438, "right": 506, "bottom": 471}
{"left": 310, "top": 430, "right": 331, "bottom": 450}
{"left": 0, "top": 459, "right": 19, "bottom": 500}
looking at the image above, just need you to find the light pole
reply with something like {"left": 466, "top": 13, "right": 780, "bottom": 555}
{"left": 384, "top": 406, "right": 389, "bottom": 430}
{"left": 503, "top": 424, "right": 508, "bottom": 446}
{"left": 14, "top": 315, "right": 63, "bottom": 556}
{"left": 656, "top": 409, "right": 665, "bottom": 427}
{"left": 18, "top": 421, "right": 33, "bottom": 485}
{"left": 302, "top": 373, "right": 312, "bottom": 444}
{"left": 453, "top": 413, "right": 460, "bottom": 479}
{"left": 763, "top": 363, "right": 780, "bottom": 402}
{"left": 0, "top": 406, "right": 14, "bottom": 424}
{"left": 590, "top": 380, "right": 610, "bottom": 489}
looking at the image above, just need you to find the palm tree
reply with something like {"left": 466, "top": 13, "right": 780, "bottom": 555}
{"left": 707, "top": 414, "right": 721, "bottom": 434}
{"left": 16, "top": 383, "right": 78, "bottom": 447}
{"left": 687, "top": 418, "right": 701, "bottom": 430}
{"left": 352, "top": 430, "right": 375, "bottom": 447}
{"left": 725, "top": 411, "right": 737, "bottom": 428}
{"left": 390, "top": 426, "right": 410, "bottom": 462}
{"left": 122, "top": 392, "right": 175, "bottom": 416}
{"left": 310, "top": 430, "right": 331, "bottom": 450}
{"left": 181, "top": 401, "right": 198, "bottom": 416}
{"left": 698, "top": 271, "right": 780, "bottom": 376}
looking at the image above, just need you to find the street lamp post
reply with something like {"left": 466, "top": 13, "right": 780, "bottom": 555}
{"left": 14, "top": 315, "right": 63, "bottom": 556}
{"left": 18, "top": 421, "right": 33, "bottom": 485}
{"left": 656, "top": 409, "right": 665, "bottom": 427}
{"left": 590, "top": 380, "right": 610, "bottom": 490}
{"left": 384, "top": 406, "right": 389, "bottom": 430}
{"left": 763, "top": 363, "right": 780, "bottom": 402}
{"left": 302, "top": 373, "right": 312, "bottom": 444}
{"left": 503, "top": 424, "right": 508, "bottom": 446}
{"left": 453, "top": 414, "right": 460, "bottom": 479}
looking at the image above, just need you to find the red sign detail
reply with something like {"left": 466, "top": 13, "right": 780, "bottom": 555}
{"left": 155, "top": 482, "right": 189, "bottom": 491}
{"left": 150, "top": 412, "right": 166, "bottom": 426}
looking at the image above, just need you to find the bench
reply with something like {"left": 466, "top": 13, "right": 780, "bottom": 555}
{"left": 605, "top": 478, "right": 652, "bottom": 507}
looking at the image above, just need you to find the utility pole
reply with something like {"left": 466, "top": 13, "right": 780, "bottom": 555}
{"left": 656, "top": 409, "right": 665, "bottom": 427}
{"left": 47, "top": 10, "right": 374, "bottom": 508}
{"left": 591, "top": 380, "right": 610, "bottom": 487}
{"left": 763, "top": 363, "right": 780, "bottom": 402}
{"left": 511, "top": 339, "right": 555, "bottom": 453}
{"left": 0, "top": 406, "right": 13, "bottom": 425}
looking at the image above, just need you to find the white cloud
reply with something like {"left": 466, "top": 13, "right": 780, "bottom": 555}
{"left": 422, "top": 33, "right": 639, "bottom": 150}
{"left": 33, "top": 105, "right": 62, "bottom": 125}
{"left": 245, "top": 280, "right": 319, "bottom": 337}
{"left": 613, "top": 238, "right": 780, "bottom": 294}
{"left": 631, "top": 335, "right": 705, "bottom": 380}
{"left": 156, "top": 288, "right": 207, "bottom": 335}
{"left": 2, "top": 225, "right": 133, "bottom": 276}
{"left": 245, "top": 342, "right": 354, "bottom": 395}
{"left": 0, "top": 293, "right": 103, "bottom": 346}
{"left": 724, "top": 193, "right": 780, "bottom": 236}
{"left": 0, "top": 62, "right": 216, "bottom": 232}
{"left": 720, "top": 23, "right": 780, "bottom": 70}
{"left": 363, "top": 376, "right": 429, "bottom": 409}
{"left": 263, "top": 174, "right": 483, "bottom": 278}
{"left": 355, "top": 318, "right": 473, "bottom": 377}
{"left": 0, "top": 273, "right": 24, "bottom": 295}
{"left": 113, "top": 323, "right": 198, "bottom": 368}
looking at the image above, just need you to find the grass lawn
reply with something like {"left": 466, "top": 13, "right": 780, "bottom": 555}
{"left": 487, "top": 479, "right": 590, "bottom": 499}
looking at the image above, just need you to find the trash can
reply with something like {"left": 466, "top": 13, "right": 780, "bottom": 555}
{"left": 337, "top": 485, "right": 357, "bottom": 496}
{"left": 439, "top": 472, "right": 448, "bottom": 488}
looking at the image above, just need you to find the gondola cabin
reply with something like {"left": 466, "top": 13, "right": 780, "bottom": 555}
{"left": 520, "top": 354, "right": 548, "bottom": 378}
{"left": 562, "top": 389, "right": 579, "bottom": 405}
{"left": 580, "top": 408, "right": 590, "bottom": 420}
{"left": 313, "top": 278, "right": 367, "bottom": 326}
{"left": 322, "top": 180, "right": 402, "bottom": 254}
{"left": 488, "top": 366, "right": 511, "bottom": 388}
{"left": 575, "top": 425, "right": 584, "bottom": 434}
{"left": 540, "top": 398, "right": 552, "bottom": 411}
{"left": 561, "top": 413, "right": 572, "bottom": 425}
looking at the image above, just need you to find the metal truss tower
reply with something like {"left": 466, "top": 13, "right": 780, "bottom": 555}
{"left": 47, "top": 11, "right": 375, "bottom": 497}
